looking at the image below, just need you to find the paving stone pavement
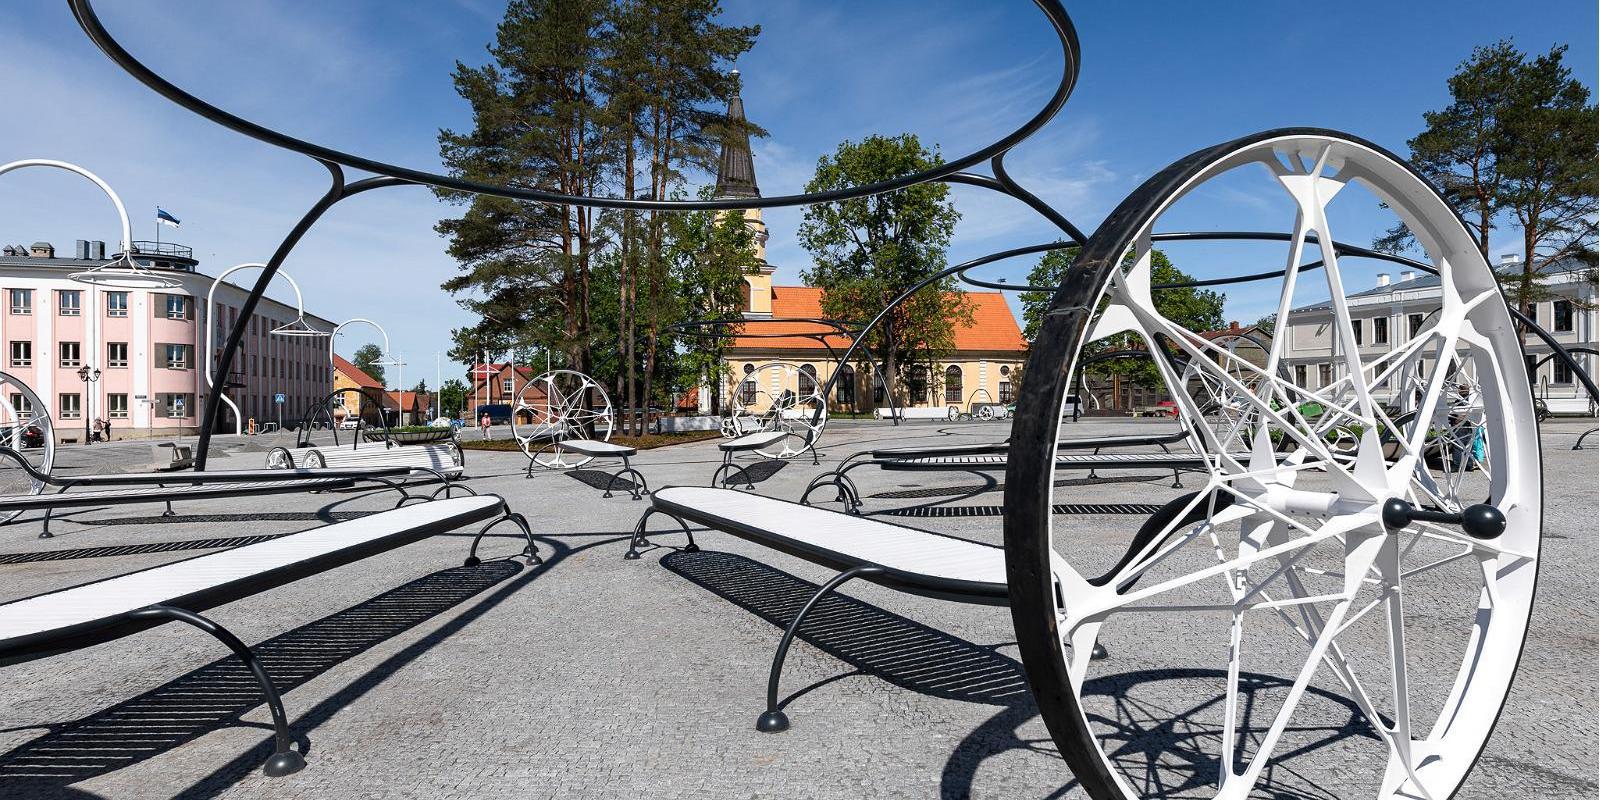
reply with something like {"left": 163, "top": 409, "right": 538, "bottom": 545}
{"left": 0, "top": 417, "right": 1593, "bottom": 799}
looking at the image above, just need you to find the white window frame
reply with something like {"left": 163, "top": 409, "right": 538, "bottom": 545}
{"left": 9, "top": 341, "right": 30, "bottom": 368}
{"left": 59, "top": 393, "right": 81, "bottom": 420}
{"left": 8, "top": 289, "right": 31, "bottom": 315}
{"left": 59, "top": 341, "right": 81, "bottom": 368}
{"left": 108, "top": 393, "right": 130, "bottom": 418}
{"left": 106, "top": 291, "right": 129, "bottom": 317}
{"left": 107, "top": 342, "right": 129, "bottom": 368}
{"left": 58, "top": 290, "right": 81, "bottom": 317}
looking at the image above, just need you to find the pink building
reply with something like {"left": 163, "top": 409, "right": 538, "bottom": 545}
{"left": 0, "top": 238, "right": 336, "bottom": 440}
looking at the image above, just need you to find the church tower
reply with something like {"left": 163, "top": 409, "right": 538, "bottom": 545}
{"left": 715, "top": 70, "right": 775, "bottom": 319}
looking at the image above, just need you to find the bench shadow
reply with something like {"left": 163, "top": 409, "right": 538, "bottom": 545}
{"left": 719, "top": 459, "right": 786, "bottom": 486}
{"left": 0, "top": 559, "right": 525, "bottom": 798}
{"left": 663, "top": 550, "right": 1372, "bottom": 800}
{"left": 566, "top": 469, "right": 645, "bottom": 494}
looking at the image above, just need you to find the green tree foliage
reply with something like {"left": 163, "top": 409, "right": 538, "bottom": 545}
{"left": 352, "top": 343, "right": 386, "bottom": 386}
{"left": 437, "top": 0, "right": 758, "bottom": 435}
{"left": 666, "top": 195, "right": 759, "bottom": 416}
{"left": 438, "top": 379, "right": 470, "bottom": 419}
{"left": 1378, "top": 40, "right": 1596, "bottom": 312}
{"left": 798, "top": 134, "right": 965, "bottom": 403}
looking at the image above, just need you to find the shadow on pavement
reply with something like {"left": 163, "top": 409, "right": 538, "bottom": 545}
{"left": 663, "top": 550, "right": 1373, "bottom": 800}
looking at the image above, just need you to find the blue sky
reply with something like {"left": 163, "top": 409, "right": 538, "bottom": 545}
{"left": 1, "top": 1, "right": 1593, "bottom": 383}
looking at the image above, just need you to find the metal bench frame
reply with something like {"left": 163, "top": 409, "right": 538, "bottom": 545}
{"left": 553, "top": 440, "right": 650, "bottom": 500}
{"left": 801, "top": 428, "right": 1196, "bottom": 513}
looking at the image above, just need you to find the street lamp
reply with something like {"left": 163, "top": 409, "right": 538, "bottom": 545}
{"left": 76, "top": 365, "right": 101, "bottom": 443}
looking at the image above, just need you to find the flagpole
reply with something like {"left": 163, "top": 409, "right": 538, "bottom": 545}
{"left": 155, "top": 206, "right": 160, "bottom": 248}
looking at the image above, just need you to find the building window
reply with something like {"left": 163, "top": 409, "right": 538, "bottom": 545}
{"left": 1522, "top": 303, "right": 1538, "bottom": 325}
{"left": 741, "top": 280, "right": 753, "bottom": 313}
{"left": 9, "top": 341, "right": 30, "bottom": 368}
{"left": 799, "top": 364, "right": 818, "bottom": 398}
{"left": 59, "top": 393, "right": 81, "bottom": 420}
{"left": 1372, "top": 317, "right": 1389, "bottom": 345}
{"left": 9, "top": 392, "right": 31, "bottom": 416}
{"left": 106, "top": 291, "right": 129, "bottom": 317}
{"left": 1351, "top": 319, "right": 1363, "bottom": 346}
{"left": 108, "top": 393, "right": 129, "bottom": 418}
{"left": 999, "top": 381, "right": 1013, "bottom": 404}
{"left": 9, "top": 289, "right": 31, "bottom": 315}
{"left": 107, "top": 342, "right": 129, "bottom": 368}
{"left": 1554, "top": 359, "right": 1573, "bottom": 385}
{"left": 1294, "top": 364, "right": 1308, "bottom": 387}
{"left": 59, "top": 341, "right": 81, "bottom": 368}
{"left": 908, "top": 366, "right": 929, "bottom": 405}
{"left": 502, "top": 377, "right": 514, "bottom": 395}
{"left": 737, "top": 363, "right": 758, "bottom": 406}
{"left": 1408, "top": 313, "right": 1424, "bottom": 338}
{"left": 165, "top": 294, "right": 190, "bottom": 320}
{"left": 1318, "top": 364, "right": 1332, "bottom": 387}
{"left": 944, "top": 365, "right": 963, "bottom": 403}
{"left": 160, "top": 393, "right": 192, "bottom": 418}
{"left": 58, "top": 290, "right": 81, "bottom": 317}
{"left": 1554, "top": 300, "right": 1574, "bottom": 333}
{"left": 836, "top": 365, "right": 855, "bottom": 406}
{"left": 163, "top": 343, "right": 191, "bottom": 369}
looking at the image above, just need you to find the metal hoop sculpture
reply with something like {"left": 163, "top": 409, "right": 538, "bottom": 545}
{"left": 205, "top": 264, "right": 328, "bottom": 435}
{"left": 295, "top": 387, "right": 396, "bottom": 451}
{"left": 729, "top": 361, "right": 827, "bottom": 459}
{"left": 1007, "top": 130, "right": 1540, "bottom": 800}
{"left": 0, "top": 158, "right": 181, "bottom": 289}
{"left": 511, "top": 370, "right": 614, "bottom": 469}
{"left": 0, "top": 373, "right": 54, "bottom": 524}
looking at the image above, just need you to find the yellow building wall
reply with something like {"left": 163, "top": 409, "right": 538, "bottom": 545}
{"left": 722, "top": 353, "right": 1024, "bottom": 413}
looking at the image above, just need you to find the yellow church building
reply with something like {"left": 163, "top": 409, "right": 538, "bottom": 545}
{"left": 704, "top": 74, "right": 1028, "bottom": 416}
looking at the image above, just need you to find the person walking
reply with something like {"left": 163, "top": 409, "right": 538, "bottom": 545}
{"left": 90, "top": 417, "right": 104, "bottom": 444}
{"left": 480, "top": 411, "right": 492, "bottom": 441}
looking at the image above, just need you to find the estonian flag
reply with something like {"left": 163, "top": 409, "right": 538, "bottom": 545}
{"left": 156, "top": 208, "right": 181, "bottom": 228}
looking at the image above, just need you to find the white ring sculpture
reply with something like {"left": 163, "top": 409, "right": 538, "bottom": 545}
{"left": 0, "top": 372, "right": 54, "bottom": 524}
{"left": 0, "top": 158, "right": 180, "bottom": 288}
{"left": 511, "top": 370, "right": 614, "bottom": 469}
{"left": 727, "top": 361, "right": 827, "bottom": 459}
{"left": 205, "top": 264, "right": 328, "bottom": 435}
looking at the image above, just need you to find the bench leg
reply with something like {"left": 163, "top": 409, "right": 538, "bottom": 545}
{"left": 758, "top": 565, "right": 885, "bottom": 733}
{"left": 603, "top": 466, "right": 649, "bottom": 500}
{"left": 625, "top": 508, "right": 696, "bottom": 560}
{"left": 464, "top": 508, "right": 542, "bottom": 567}
{"left": 125, "top": 605, "right": 305, "bottom": 777}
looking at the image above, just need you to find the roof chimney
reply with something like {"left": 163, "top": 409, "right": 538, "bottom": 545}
{"left": 1376, "top": 273, "right": 1390, "bottom": 287}
{"left": 1229, "top": 320, "right": 1240, "bottom": 332}
{"left": 1, "top": 246, "right": 12, "bottom": 257}
{"left": 29, "top": 241, "right": 53, "bottom": 258}
{"left": 1400, "top": 270, "right": 1415, "bottom": 282}
{"left": 75, "top": 240, "right": 89, "bottom": 260}
{"left": 90, "top": 241, "right": 106, "bottom": 260}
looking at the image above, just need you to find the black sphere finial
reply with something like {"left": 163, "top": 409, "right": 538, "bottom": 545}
{"left": 1461, "top": 504, "right": 1508, "bottom": 540}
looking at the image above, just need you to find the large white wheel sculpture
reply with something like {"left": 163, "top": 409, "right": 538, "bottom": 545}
{"left": 512, "top": 370, "right": 614, "bottom": 469}
{"left": 730, "top": 362, "right": 827, "bottom": 459}
{"left": 1183, "top": 333, "right": 1275, "bottom": 455}
{"left": 0, "top": 373, "right": 54, "bottom": 524}
{"left": 1005, "top": 131, "right": 1539, "bottom": 800}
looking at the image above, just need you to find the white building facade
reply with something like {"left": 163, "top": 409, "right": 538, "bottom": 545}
{"left": 0, "top": 239, "right": 335, "bottom": 440}
{"left": 1280, "top": 255, "right": 1596, "bottom": 413}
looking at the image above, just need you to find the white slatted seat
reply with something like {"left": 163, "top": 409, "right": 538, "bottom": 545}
{"left": 627, "top": 486, "right": 1027, "bottom": 733}
{"left": 0, "top": 495, "right": 538, "bottom": 779}
{"left": 713, "top": 431, "right": 793, "bottom": 489}
{"left": 291, "top": 443, "right": 465, "bottom": 483}
{"left": 883, "top": 451, "right": 1222, "bottom": 470}
{"left": 553, "top": 440, "right": 649, "bottom": 500}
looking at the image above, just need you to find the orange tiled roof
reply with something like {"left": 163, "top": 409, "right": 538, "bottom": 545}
{"left": 729, "top": 286, "right": 1026, "bottom": 352}
{"left": 333, "top": 354, "right": 383, "bottom": 389}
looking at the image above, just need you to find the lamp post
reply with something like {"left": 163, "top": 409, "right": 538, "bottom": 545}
{"left": 76, "top": 365, "right": 101, "bottom": 443}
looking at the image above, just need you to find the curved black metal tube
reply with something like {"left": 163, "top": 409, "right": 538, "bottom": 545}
{"left": 194, "top": 168, "right": 410, "bottom": 469}
{"left": 294, "top": 386, "right": 399, "bottom": 450}
{"left": 67, "top": 0, "right": 1080, "bottom": 213}
{"left": 757, "top": 564, "right": 886, "bottom": 732}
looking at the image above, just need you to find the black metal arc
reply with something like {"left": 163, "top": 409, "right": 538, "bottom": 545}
{"left": 67, "top": 0, "right": 1080, "bottom": 213}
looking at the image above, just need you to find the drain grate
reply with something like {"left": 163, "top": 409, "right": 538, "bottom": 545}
{"left": 883, "top": 503, "right": 1163, "bottom": 518}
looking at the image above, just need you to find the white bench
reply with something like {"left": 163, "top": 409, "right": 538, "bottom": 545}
{"left": 713, "top": 431, "right": 791, "bottom": 489}
{"left": 0, "top": 495, "right": 538, "bottom": 778}
{"left": 270, "top": 443, "right": 466, "bottom": 496}
{"left": 552, "top": 440, "right": 649, "bottom": 500}
{"left": 627, "top": 486, "right": 1132, "bottom": 732}
{"left": 873, "top": 407, "right": 947, "bottom": 421}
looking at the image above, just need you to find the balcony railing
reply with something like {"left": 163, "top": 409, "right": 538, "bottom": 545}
{"left": 128, "top": 240, "right": 194, "bottom": 259}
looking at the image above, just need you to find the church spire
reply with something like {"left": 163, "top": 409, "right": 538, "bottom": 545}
{"left": 715, "top": 69, "right": 760, "bottom": 199}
